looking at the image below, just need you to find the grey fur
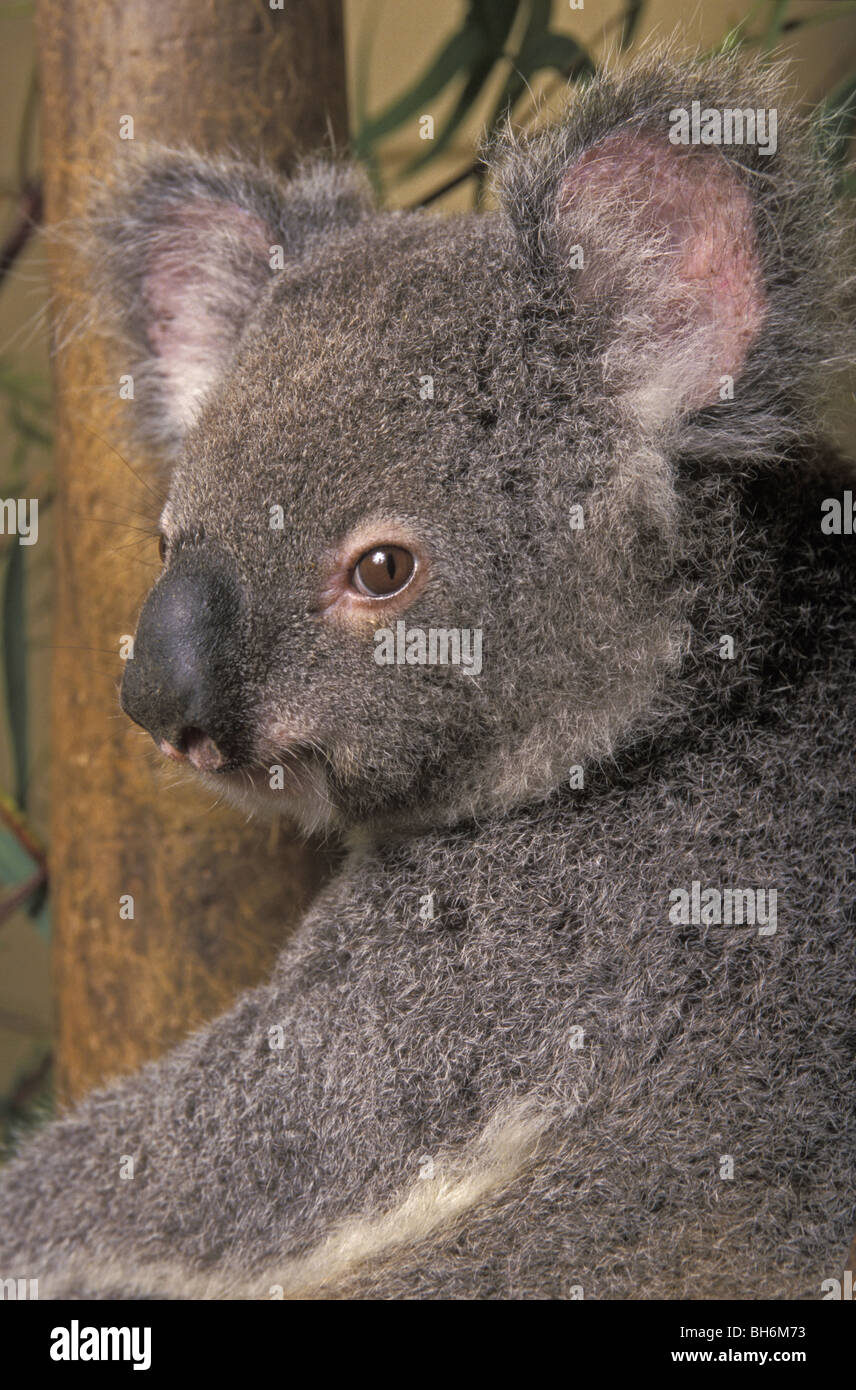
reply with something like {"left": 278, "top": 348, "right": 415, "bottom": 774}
{"left": 1, "top": 50, "right": 854, "bottom": 1299}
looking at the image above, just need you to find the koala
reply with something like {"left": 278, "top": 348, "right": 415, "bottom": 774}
{"left": 0, "top": 49, "right": 854, "bottom": 1300}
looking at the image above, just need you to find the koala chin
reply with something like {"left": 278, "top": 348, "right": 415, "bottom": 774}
{"left": 202, "top": 757, "right": 337, "bottom": 838}
{"left": 1, "top": 48, "right": 855, "bottom": 1300}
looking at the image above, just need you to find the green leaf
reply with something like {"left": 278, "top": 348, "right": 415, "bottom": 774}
{"left": 518, "top": 0, "right": 553, "bottom": 55}
{"left": 517, "top": 30, "right": 595, "bottom": 82}
{"left": 2, "top": 541, "right": 28, "bottom": 811}
{"left": 401, "top": 55, "right": 498, "bottom": 177}
{"left": 705, "top": 0, "right": 766, "bottom": 56}
{"left": 480, "top": 0, "right": 553, "bottom": 137}
{"left": 467, "top": 0, "right": 520, "bottom": 51}
{"left": 482, "top": 23, "right": 595, "bottom": 148}
{"left": 0, "top": 791, "right": 47, "bottom": 931}
{"left": 761, "top": 0, "right": 791, "bottom": 51}
{"left": 619, "top": 0, "right": 646, "bottom": 51}
{"left": 355, "top": 24, "right": 488, "bottom": 152}
{"left": 0, "top": 823, "right": 34, "bottom": 886}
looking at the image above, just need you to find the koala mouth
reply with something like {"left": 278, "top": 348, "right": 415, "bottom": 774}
{"left": 192, "top": 741, "right": 335, "bottom": 834}
{"left": 160, "top": 728, "right": 319, "bottom": 783}
{"left": 153, "top": 709, "right": 334, "bottom": 830}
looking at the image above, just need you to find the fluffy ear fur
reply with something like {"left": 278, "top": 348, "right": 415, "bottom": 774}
{"left": 493, "top": 49, "right": 854, "bottom": 459}
{"left": 88, "top": 150, "right": 373, "bottom": 456}
{"left": 556, "top": 130, "right": 766, "bottom": 425}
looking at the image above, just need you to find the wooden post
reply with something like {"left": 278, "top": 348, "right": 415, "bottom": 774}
{"left": 35, "top": 0, "right": 345, "bottom": 1101}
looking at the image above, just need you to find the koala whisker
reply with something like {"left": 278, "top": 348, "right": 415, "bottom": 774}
{"left": 70, "top": 413, "right": 167, "bottom": 504}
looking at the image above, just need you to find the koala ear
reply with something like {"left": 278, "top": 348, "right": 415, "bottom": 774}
{"left": 552, "top": 129, "right": 766, "bottom": 428}
{"left": 495, "top": 55, "right": 854, "bottom": 465}
{"left": 90, "top": 150, "right": 372, "bottom": 455}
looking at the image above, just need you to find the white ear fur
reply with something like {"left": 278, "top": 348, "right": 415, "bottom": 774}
{"left": 142, "top": 199, "right": 274, "bottom": 437}
{"left": 557, "top": 130, "right": 766, "bottom": 427}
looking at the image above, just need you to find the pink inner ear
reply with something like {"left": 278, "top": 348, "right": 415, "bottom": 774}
{"left": 144, "top": 200, "right": 273, "bottom": 426}
{"left": 558, "top": 131, "right": 766, "bottom": 411}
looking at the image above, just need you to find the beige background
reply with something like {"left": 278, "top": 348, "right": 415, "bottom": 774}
{"left": 0, "top": 0, "right": 854, "bottom": 1096}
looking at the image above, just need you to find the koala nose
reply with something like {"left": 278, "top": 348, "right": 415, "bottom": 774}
{"left": 120, "top": 552, "right": 249, "bottom": 770}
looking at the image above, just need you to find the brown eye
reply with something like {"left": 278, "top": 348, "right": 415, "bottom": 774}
{"left": 353, "top": 545, "right": 415, "bottom": 597}
{"left": 158, "top": 533, "right": 168, "bottom": 563}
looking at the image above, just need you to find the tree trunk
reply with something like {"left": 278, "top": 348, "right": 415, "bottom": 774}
{"left": 35, "top": 0, "right": 345, "bottom": 1102}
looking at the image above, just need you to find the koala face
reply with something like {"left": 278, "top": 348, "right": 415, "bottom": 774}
{"left": 117, "top": 188, "right": 682, "bottom": 835}
{"left": 121, "top": 207, "right": 530, "bottom": 832}
{"left": 103, "top": 58, "right": 839, "bottom": 833}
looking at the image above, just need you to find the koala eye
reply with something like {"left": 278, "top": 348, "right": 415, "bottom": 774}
{"left": 158, "top": 533, "right": 168, "bottom": 564}
{"left": 352, "top": 545, "right": 415, "bottom": 598}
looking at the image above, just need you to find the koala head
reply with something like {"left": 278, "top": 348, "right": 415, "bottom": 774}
{"left": 96, "top": 54, "right": 846, "bottom": 836}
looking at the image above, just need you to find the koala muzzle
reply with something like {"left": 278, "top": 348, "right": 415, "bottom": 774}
{"left": 120, "top": 549, "right": 249, "bottom": 771}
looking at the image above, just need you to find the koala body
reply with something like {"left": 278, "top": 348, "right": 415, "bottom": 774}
{"left": 0, "top": 51, "right": 854, "bottom": 1298}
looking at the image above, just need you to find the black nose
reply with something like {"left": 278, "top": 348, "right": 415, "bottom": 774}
{"left": 120, "top": 549, "right": 248, "bottom": 770}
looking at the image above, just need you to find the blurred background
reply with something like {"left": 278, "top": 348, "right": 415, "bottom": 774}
{"left": 1, "top": 0, "right": 855, "bottom": 1144}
